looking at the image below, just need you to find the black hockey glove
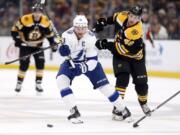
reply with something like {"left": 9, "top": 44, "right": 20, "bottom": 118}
{"left": 95, "top": 39, "right": 108, "bottom": 50}
{"left": 14, "top": 40, "right": 23, "bottom": 47}
{"left": 51, "top": 43, "right": 58, "bottom": 52}
{"left": 94, "top": 18, "right": 107, "bottom": 32}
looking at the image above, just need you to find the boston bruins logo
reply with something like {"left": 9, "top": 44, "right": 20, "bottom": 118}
{"left": 29, "top": 28, "right": 41, "bottom": 41}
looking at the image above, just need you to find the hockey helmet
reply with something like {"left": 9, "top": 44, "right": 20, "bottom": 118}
{"left": 73, "top": 15, "right": 88, "bottom": 27}
{"left": 32, "top": 3, "right": 43, "bottom": 12}
{"left": 129, "top": 5, "right": 142, "bottom": 16}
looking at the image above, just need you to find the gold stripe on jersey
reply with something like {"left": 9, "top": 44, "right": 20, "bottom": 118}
{"left": 115, "top": 42, "right": 143, "bottom": 60}
{"left": 18, "top": 70, "right": 26, "bottom": 79}
{"left": 121, "top": 45, "right": 129, "bottom": 53}
{"left": 11, "top": 25, "right": 18, "bottom": 32}
{"left": 116, "top": 87, "right": 126, "bottom": 99}
{"left": 114, "top": 11, "right": 128, "bottom": 26}
{"left": 124, "top": 22, "right": 143, "bottom": 40}
{"left": 116, "top": 87, "right": 126, "bottom": 91}
{"left": 36, "top": 70, "right": 43, "bottom": 77}
{"left": 138, "top": 95, "right": 147, "bottom": 102}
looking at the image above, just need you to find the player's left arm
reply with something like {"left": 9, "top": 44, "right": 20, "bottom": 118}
{"left": 40, "top": 15, "right": 58, "bottom": 51}
{"left": 11, "top": 18, "right": 25, "bottom": 47}
{"left": 85, "top": 33, "right": 98, "bottom": 71}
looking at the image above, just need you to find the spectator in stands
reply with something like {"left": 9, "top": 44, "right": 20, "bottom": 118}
{"left": 167, "top": 19, "right": 179, "bottom": 39}
{"left": 150, "top": 14, "right": 168, "bottom": 39}
{"left": 0, "top": 0, "right": 179, "bottom": 40}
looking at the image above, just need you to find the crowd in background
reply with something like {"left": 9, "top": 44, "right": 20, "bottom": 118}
{"left": 0, "top": 0, "right": 179, "bottom": 39}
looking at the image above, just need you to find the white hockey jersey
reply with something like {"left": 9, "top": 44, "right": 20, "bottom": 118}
{"left": 62, "top": 27, "right": 97, "bottom": 61}
{"left": 61, "top": 27, "right": 98, "bottom": 71}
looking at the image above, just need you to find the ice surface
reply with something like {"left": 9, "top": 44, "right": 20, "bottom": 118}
{"left": 0, "top": 69, "right": 180, "bottom": 135}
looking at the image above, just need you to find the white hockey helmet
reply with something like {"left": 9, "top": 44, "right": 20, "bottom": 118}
{"left": 73, "top": 15, "right": 88, "bottom": 27}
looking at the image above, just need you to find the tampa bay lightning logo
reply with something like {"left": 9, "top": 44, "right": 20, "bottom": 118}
{"left": 74, "top": 50, "right": 84, "bottom": 60}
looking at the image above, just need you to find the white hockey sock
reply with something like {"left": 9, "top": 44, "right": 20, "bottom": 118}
{"left": 60, "top": 87, "right": 76, "bottom": 110}
{"left": 99, "top": 84, "right": 125, "bottom": 111}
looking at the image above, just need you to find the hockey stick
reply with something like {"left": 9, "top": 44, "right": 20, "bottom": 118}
{"left": 133, "top": 90, "right": 180, "bottom": 128}
{"left": 39, "top": 0, "right": 75, "bottom": 68}
{"left": 4, "top": 46, "right": 52, "bottom": 65}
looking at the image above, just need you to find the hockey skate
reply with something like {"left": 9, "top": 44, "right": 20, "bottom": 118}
{"left": 15, "top": 81, "right": 22, "bottom": 93}
{"left": 141, "top": 103, "right": 151, "bottom": 116}
{"left": 35, "top": 81, "right": 43, "bottom": 95}
{"left": 67, "top": 106, "right": 83, "bottom": 124}
{"left": 112, "top": 106, "right": 133, "bottom": 122}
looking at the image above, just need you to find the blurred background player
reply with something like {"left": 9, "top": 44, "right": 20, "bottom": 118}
{"left": 11, "top": 4, "right": 57, "bottom": 94}
{"left": 56, "top": 15, "right": 131, "bottom": 124}
{"left": 141, "top": 7, "right": 154, "bottom": 49}
{"left": 94, "top": 5, "right": 151, "bottom": 116}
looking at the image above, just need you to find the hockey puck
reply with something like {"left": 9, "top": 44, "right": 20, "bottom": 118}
{"left": 133, "top": 123, "right": 139, "bottom": 128}
{"left": 47, "top": 124, "right": 53, "bottom": 128}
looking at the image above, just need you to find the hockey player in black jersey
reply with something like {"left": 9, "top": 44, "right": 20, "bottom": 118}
{"left": 94, "top": 5, "right": 151, "bottom": 116}
{"left": 11, "top": 4, "right": 57, "bottom": 94}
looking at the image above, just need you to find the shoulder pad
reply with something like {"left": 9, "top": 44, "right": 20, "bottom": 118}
{"left": 20, "top": 14, "right": 34, "bottom": 27}
{"left": 115, "top": 11, "right": 128, "bottom": 25}
{"left": 39, "top": 15, "right": 50, "bottom": 28}
{"left": 125, "top": 21, "right": 143, "bottom": 40}
{"left": 67, "top": 30, "right": 74, "bottom": 34}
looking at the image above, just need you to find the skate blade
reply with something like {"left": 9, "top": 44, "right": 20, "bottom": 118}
{"left": 69, "top": 118, "right": 83, "bottom": 124}
{"left": 112, "top": 115, "right": 134, "bottom": 123}
{"left": 36, "top": 91, "right": 43, "bottom": 96}
{"left": 124, "top": 116, "right": 134, "bottom": 123}
{"left": 112, "top": 114, "right": 123, "bottom": 121}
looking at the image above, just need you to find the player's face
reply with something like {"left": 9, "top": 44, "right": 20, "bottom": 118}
{"left": 128, "top": 13, "right": 140, "bottom": 26}
{"left": 33, "top": 11, "right": 42, "bottom": 22}
{"left": 74, "top": 26, "right": 88, "bottom": 38}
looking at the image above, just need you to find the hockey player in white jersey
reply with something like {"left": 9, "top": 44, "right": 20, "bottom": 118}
{"left": 56, "top": 15, "right": 131, "bottom": 124}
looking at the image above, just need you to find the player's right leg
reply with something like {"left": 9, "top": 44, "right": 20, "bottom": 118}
{"left": 99, "top": 84, "right": 132, "bottom": 121}
{"left": 113, "top": 57, "right": 130, "bottom": 99}
{"left": 132, "top": 61, "right": 151, "bottom": 116}
{"left": 15, "top": 70, "right": 25, "bottom": 92}
{"left": 34, "top": 50, "right": 45, "bottom": 93}
{"left": 56, "top": 61, "right": 83, "bottom": 124}
{"left": 85, "top": 62, "right": 131, "bottom": 121}
{"left": 15, "top": 47, "right": 30, "bottom": 93}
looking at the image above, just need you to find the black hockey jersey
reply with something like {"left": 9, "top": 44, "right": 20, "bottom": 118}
{"left": 11, "top": 13, "right": 54, "bottom": 47}
{"left": 112, "top": 11, "right": 144, "bottom": 60}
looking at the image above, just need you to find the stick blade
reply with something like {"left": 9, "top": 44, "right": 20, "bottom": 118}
{"left": 4, "top": 61, "right": 12, "bottom": 65}
{"left": 133, "top": 123, "right": 139, "bottom": 128}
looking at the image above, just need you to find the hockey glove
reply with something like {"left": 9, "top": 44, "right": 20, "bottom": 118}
{"left": 14, "top": 40, "right": 23, "bottom": 47}
{"left": 94, "top": 18, "right": 107, "bottom": 32}
{"left": 51, "top": 43, "right": 58, "bottom": 52}
{"left": 59, "top": 45, "right": 70, "bottom": 56}
{"left": 95, "top": 39, "right": 108, "bottom": 50}
{"left": 73, "top": 62, "right": 88, "bottom": 76}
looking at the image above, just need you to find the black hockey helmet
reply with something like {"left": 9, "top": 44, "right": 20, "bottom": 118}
{"left": 32, "top": 3, "right": 43, "bottom": 12}
{"left": 129, "top": 5, "right": 143, "bottom": 16}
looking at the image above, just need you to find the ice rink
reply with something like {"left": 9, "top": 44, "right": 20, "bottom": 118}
{"left": 0, "top": 69, "right": 180, "bottom": 135}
